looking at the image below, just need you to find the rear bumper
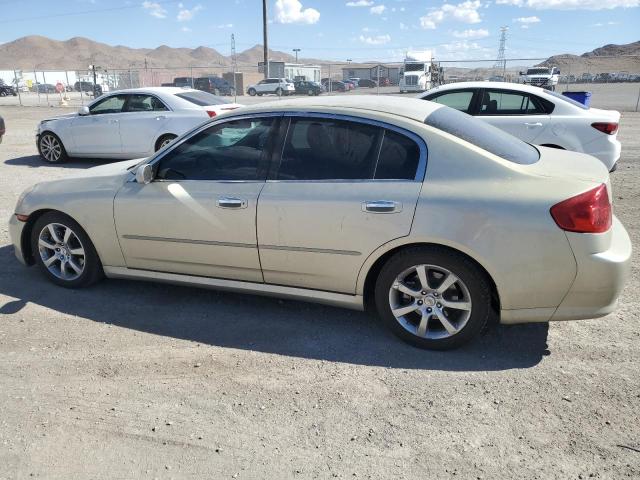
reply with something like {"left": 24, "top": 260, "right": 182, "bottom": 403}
{"left": 551, "top": 217, "right": 631, "bottom": 321}
{"left": 501, "top": 217, "right": 631, "bottom": 324}
{"left": 8, "top": 214, "right": 27, "bottom": 265}
{"left": 583, "top": 135, "right": 621, "bottom": 172}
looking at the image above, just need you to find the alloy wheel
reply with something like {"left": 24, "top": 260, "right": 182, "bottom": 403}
{"left": 38, "top": 223, "right": 86, "bottom": 281}
{"left": 40, "top": 134, "right": 62, "bottom": 162}
{"left": 388, "top": 264, "right": 472, "bottom": 340}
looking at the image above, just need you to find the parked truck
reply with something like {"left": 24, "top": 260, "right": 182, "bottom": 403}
{"left": 399, "top": 50, "right": 443, "bottom": 93}
{"left": 519, "top": 66, "right": 560, "bottom": 91}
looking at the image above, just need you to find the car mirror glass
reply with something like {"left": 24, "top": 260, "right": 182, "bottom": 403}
{"left": 135, "top": 164, "right": 154, "bottom": 184}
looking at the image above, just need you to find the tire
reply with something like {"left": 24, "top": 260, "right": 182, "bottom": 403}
{"left": 248, "top": 88, "right": 256, "bottom": 96}
{"left": 38, "top": 132, "right": 68, "bottom": 163}
{"left": 0, "top": 91, "right": 6, "bottom": 97}
{"left": 213, "top": 88, "right": 220, "bottom": 96}
{"left": 374, "top": 247, "right": 492, "bottom": 350}
{"left": 31, "top": 211, "right": 104, "bottom": 289}
{"left": 308, "top": 89, "right": 314, "bottom": 96}
{"left": 155, "top": 134, "right": 177, "bottom": 152}
{"left": 275, "top": 87, "right": 283, "bottom": 96}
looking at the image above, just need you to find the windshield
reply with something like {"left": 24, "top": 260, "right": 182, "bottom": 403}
{"left": 545, "top": 90, "right": 589, "bottom": 110}
{"left": 425, "top": 107, "right": 540, "bottom": 165}
{"left": 175, "top": 91, "right": 229, "bottom": 106}
{"left": 526, "top": 68, "right": 551, "bottom": 75}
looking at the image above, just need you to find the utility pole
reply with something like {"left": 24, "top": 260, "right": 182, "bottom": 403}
{"left": 493, "top": 26, "right": 508, "bottom": 79}
{"left": 262, "top": 0, "right": 269, "bottom": 79}
{"left": 293, "top": 48, "right": 301, "bottom": 63}
{"left": 231, "top": 33, "right": 238, "bottom": 102}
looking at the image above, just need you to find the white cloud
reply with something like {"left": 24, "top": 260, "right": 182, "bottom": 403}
{"left": 420, "top": 1, "right": 482, "bottom": 30}
{"left": 441, "top": 40, "right": 493, "bottom": 57}
{"left": 452, "top": 28, "right": 489, "bottom": 38}
{"left": 514, "top": 15, "right": 540, "bottom": 23}
{"left": 593, "top": 21, "right": 620, "bottom": 26}
{"left": 399, "top": 22, "right": 408, "bottom": 30}
{"left": 177, "top": 4, "right": 203, "bottom": 22}
{"left": 142, "top": 1, "right": 167, "bottom": 19}
{"left": 346, "top": 0, "right": 373, "bottom": 6}
{"left": 216, "top": 23, "right": 234, "bottom": 28}
{"left": 181, "top": 26, "right": 192, "bottom": 32}
{"left": 359, "top": 34, "right": 391, "bottom": 44}
{"left": 370, "top": 4, "right": 386, "bottom": 14}
{"left": 496, "top": 0, "right": 638, "bottom": 9}
{"left": 275, "top": 0, "right": 320, "bottom": 24}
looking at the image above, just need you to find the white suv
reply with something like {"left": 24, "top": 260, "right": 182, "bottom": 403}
{"left": 247, "top": 78, "right": 295, "bottom": 96}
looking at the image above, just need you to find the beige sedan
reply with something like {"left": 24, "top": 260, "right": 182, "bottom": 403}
{"left": 8, "top": 96, "right": 631, "bottom": 349}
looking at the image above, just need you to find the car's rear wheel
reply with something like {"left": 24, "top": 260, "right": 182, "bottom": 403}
{"left": 0, "top": 91, "right": 6, "bottom": 97}
{"left": 308, "top": 89, "right": 314, "bottom": 96}
{"left": 375, "top": 247, "right": 491, "bottom": 350}
{"left": 276, "top": 87, "right": 283, "bottom": 96}
{"left": 248, "top": 88, "right": 256, "bottom": 96}
{"left": 31, "top": 212, "right": 104, "bottom": 288}
{"left": 155, "top": 134, "right": 177, "bottom": 151}
{"left": 213, "top": 88, "right": 220, "bottom": 96}
{"left": 38, "top": 132, "right": 68, "bottom": 163}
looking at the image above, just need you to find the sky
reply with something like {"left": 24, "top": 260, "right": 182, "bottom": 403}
{"left": 0, "top": 0, "right": 639, "bottom": 64}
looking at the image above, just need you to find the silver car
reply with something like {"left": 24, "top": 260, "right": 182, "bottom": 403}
{"left": 9, "top": 96, "right": 631, "bottom": 350}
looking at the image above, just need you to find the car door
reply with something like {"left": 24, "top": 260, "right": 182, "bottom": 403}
{"left": 118, "top": 94, "right": 171, "bottom": 156}
{"left": 475, "top": 89, "right": 551, "bottom": 143}
{"left": 255, "top": 80, "right": 269, "bottom": 94}
{"left": 70, "top": 94, "right": 126, "bottom": 155}
{"left": 114, "top": 115, "right": 279, "bottom": 281}
{"left": 257, "top": 114, "right": 427, "bottom": 294}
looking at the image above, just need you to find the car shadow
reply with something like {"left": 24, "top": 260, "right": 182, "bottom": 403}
{"left": 4, "top": 155, "right": 121, "bottom": 169}
{"left": 0, "top": 245, "right": 549, "bottom": 371}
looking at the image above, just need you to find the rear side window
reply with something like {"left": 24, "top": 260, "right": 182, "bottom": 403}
{"left": 427, "top": 90, "right": 475, "bottom": 114}
{"left": 278, "top": 118, "right": 380, "bottom": 180}
{"left": 426, "top": 107, "right": 539, "bottom": 165}
{"left": 479, "top": 90, "right": 548, "bottom": 115}
{"left": 545, "top": 90, "right": 589, "bottom": 110}
{"left": 375, "top": 130, "right": 421, "bottom": 180}
{"left": 175, "top": 91, "right": 228, "bottom": 106}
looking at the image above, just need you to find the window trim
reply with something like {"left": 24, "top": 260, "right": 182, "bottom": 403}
{"left": 475, "top": 88, "right": 551, "bottom": 117}
{"left": 267, "top": 112, "right": 428, "bottom": 183}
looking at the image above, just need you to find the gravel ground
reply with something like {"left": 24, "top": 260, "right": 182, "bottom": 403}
{"left": 0, "top": 106, "right": 638, "bottom": 479}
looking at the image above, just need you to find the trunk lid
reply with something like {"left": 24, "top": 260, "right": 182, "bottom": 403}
{"left": 527, "top": 146, "right": 610, "bottom": 184}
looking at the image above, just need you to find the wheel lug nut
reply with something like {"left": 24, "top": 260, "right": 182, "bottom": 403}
{"left": 421, "top": 291, "right": 427, "bottom": 295}
{"left": 417, "top": 300, "right": 423, "bottom": 306}
{"left": 437, "top": 303, "right": 442, "bottom": 308}
{"left": 426, "top": 307, "right": 432, "bottom": 313}
{"left": 434, "top": 292, "right": 439, "bottom": 297}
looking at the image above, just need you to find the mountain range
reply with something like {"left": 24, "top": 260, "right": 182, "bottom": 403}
{"left": 0, "top": 35, "right": 638, "bottom": 75}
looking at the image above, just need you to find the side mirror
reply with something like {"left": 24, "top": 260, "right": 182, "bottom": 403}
{"left": 135, "top": 164, "right": 153, "bottom": 185}
{"left": 78, "top": 106, "right": 90, "bottom": 116}
{"left": 519, "top": 71, "right": 524, "bottom": 76}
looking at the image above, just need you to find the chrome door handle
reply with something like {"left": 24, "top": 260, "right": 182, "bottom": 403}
{"left": 217, "top": 196, "right": 247, "bottom": 209}
{"left": 362, "top": 200, "right": 402, "bottom": 214}
{"left": 109, "top": 119, "right": 119, "bottom": 124}
{"left": 155, "top": 115, "right": 167, "bottom": 120}
{"left": 524, "top": 122, "right": 543, "bottom": 127}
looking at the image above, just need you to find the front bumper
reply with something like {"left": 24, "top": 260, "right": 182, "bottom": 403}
{"left": 8, "top": 214, "right": 27, "bottom": 265}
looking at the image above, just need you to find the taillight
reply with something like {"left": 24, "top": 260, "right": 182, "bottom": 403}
{"left": 550, "top": 184, "right": 611, "bottom": 234}
{"left": 591, "top": 122, "right": 618, "bottom": 135}
{"left": 206, "top": 110, "right": 217, "bottom": 118}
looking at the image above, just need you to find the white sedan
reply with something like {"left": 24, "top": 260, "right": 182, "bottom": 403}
{"left": 36, "top": 87, "right": 243, "bottom": 163}
{"left": 419, "top": 82, "right": 621, "bottom": 171}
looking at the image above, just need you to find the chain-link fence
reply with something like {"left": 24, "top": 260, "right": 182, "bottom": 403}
{"left": 1, "top": 57, "right": 639, "bottom": 111}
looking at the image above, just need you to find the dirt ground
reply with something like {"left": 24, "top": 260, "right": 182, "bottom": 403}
{"left": 0, "top": 105, "right": 638, "bottom": 480}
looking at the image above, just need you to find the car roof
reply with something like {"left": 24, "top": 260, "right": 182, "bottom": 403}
{"left": 426, "top": 81, "right": 549, "bottom": 96}
{"left": 105, "top": 87, "right": 198, "bottom": 96}
{"left": 236, "top": 95, "right": 444, "bottom": 123}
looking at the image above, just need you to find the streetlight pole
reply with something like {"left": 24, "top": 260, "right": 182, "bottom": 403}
{"left": 293, "top": 48, "right": 301, "bottom": 63}
{"left": 262, "top": 0, "right": 269, "bottom": 79}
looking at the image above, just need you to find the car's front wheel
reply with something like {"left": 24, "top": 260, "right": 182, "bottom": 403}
{"left": 375, "top": 247, "right": 492, "bottom": 350}
{"left": 275, "top": 87, "right": 283, "bottom": 96}
{"left": 38, "top": 132, "right": 68, "bottom": 163}
{"left": 155, "top": 134, "right": 177, "bottom": 151}
{"left": 248, "top": 88, "right": 256, "bottom": 96}
{"left": 31, "top": 212, "right": 104, "bottom": 288}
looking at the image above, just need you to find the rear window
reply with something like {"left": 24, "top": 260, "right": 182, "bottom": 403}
{"left": 545, "top": 90, "right": 589, "bottom": 110}
{"left": 175, "top": 91, "right": 229, "bottom": 106}
{"left": 425, "top": 107, "right": 540, "bottom": 165}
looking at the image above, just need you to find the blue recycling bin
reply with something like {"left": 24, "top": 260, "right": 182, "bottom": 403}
{"left": 562, "top": 91, "right": 592, "bottom": 107}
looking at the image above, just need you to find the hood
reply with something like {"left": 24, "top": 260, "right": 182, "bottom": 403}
{"left": 41, "top": 112, "right": 78, "bottom": 122}
{"left": 69, "top": 158, "right": 144, "bottom": 178}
